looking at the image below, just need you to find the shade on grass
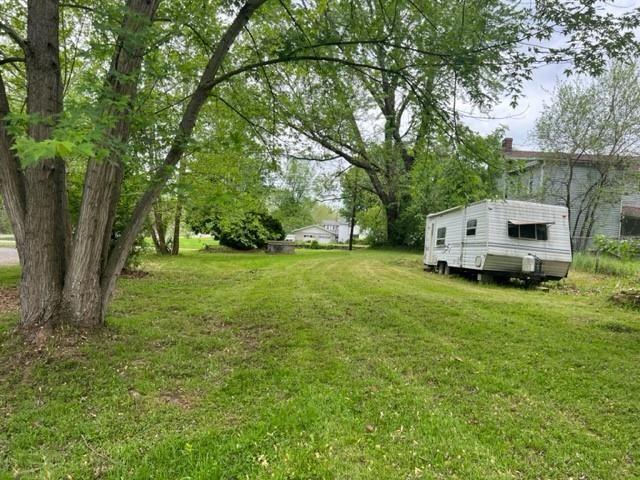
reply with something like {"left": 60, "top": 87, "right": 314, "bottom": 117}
{"left": 1, "top": 250, "right": 639, "bottom": 478}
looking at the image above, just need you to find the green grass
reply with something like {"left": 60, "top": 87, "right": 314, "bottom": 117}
{"left": 1, "top": 250, "right": 640, "bottom": 479}
{"left": 143, "top": 235, "right": 218, "bottom": 251}
{"left": 0, "top": 234, "right": 15, "bottom": 248}
{"left": 572, "top": 252, "right": 640, "bottom": 279}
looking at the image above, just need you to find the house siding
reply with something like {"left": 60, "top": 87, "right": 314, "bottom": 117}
{"left": 503, "top": 157, "right": 639, "bottom": 247}
{"left": 290, "top": 226, "right": 336, "bottom": 243}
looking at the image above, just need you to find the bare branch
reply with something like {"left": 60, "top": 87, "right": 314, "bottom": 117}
{"left": 0, "top": 56, "right": 25, "bottom": 66}
{"left": 0, "top": 21, "right": 27, "bottom": 53}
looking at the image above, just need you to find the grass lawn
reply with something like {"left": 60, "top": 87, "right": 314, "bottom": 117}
{"left": 0, "top": 234, "right": 16, "bottom": 248}
{"left": 1, "top": 249, "right": 639, "bottom": 479}
{"left": 143, "top": 235, "right": 218, "bottom": 252}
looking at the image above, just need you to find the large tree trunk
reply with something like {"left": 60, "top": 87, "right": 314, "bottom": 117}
{"left": 61, "top": 0, "right": 160, "bottom": 327}
{"left": 20, "top": 0, "right": 69, "bottom": 333}
{"left": 385, "top": 206, "right": 403, "bottom": 245}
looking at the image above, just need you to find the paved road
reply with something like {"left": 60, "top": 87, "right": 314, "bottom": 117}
{"left": 0, "top": 247, "right": 19, "bottom": 265}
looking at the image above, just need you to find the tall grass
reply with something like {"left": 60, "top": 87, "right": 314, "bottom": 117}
{"left": 572, "top": 252, "right": 640, "bottom": 278}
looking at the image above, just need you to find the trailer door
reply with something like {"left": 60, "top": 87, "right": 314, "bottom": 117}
{"left": 427, "top": 222, "right": 436, "bottom": 264}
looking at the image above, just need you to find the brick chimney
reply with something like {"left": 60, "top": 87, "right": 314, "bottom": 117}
{"left": 502, "top": 137, "right": 513, "bottom": 152}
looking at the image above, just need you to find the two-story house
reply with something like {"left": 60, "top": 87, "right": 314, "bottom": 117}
{"left": 285, "top": 218, "right": 362, "bottom": 244}
{"left": 500, "top": 138, "right": 640, "bottom": 249}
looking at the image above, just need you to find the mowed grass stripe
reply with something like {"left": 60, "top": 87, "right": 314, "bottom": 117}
{"left": 1, "top": 249, "right": 639, "bottom": 478}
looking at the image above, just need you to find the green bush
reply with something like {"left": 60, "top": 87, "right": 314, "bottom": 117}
{"left": 218, "top": 212, "right": 285, "bottom": 250}
{"left": 593, "top": 235, "right": 640, "bottom": 260}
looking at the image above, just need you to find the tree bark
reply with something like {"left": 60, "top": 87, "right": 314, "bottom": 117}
{"left": 61, "top": 0, "right": 160, "bottom": 327}
{"left": 0, "top": 74, "right": 26, "bottom": 256}
{"left": 149, "top": 219, "right": 162, "bottom": 253}
{"left": 385, "top": 203, "right": 403, "bottom": 246}
{"left": 151, "top": 203, "right": 170, "bottom": 255}
{"left": 171, "top": 160, "right": 187, "bottom": 255}
{"left": 348, "top": 171, "right": 358, "bottom": 251}
{"left": 171, "top": 203, "right": 182, "bottom": 255}
{"left": 1, "top": 0, "right": 267, "bottom": 335}
{"left": 19, "top": 0, "right": 70, "bottom": 333}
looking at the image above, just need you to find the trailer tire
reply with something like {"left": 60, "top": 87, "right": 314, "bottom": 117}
{"left": 477, "top": 273, "right": 494, "bottom": 284}
{"left": 437, "top": 262, "right": 449, "bottom": 275}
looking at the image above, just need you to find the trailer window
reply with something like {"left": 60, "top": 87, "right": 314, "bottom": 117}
{"left": 535, "top": 224, "right": 548, "bottom": 240}
{"left": 466, "top": 219, "right": 477, "bottom": 236}
{"left": 436, "top": 227, "right": 446, "bottom": 246}
{"left": 508, "top": 222, "right": 548, "bottom": 240}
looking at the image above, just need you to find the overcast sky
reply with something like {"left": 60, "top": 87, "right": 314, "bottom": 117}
{"left": 462, "top": 0, "right": 640, "bottom": 151}
{"left": 462, "top": 63, "right": 564, "bottom": 150}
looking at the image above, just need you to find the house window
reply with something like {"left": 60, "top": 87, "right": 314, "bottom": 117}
{"left": 303, "top": 234, "right": 313, "bottom": 238}
{"left": 508, "top": 222, "right": 548, "bottom": 240}
{"left": 436, "top": 227, "right": 446, "bottom": 246}
{"left": 466, "top": 219, "right": 477, "bottom": 236}
{"left": 621, "top": 207, "right": 640, "bottom": 237}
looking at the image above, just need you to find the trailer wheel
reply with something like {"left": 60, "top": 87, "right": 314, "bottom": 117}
{"left": 477, "top": 273, "right": 494, "bottom": 284}
{"left": 437, "top": 262, "right": 449, "bottom": 275}
{"left": 524, "top": 278, "right": 542, "bottom": 289}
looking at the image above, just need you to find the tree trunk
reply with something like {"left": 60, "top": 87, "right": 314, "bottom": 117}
{"left": 152, "top": 204, "right": 170, "bottom": 255}
{"left": 385, "top": 202, "right": 403, "bottom": 246}
{"left": 171, "top": 160, "right": 187, "bottom": 255}
{"left": 60, "top": 0, "right": 160, "bottom": 327}
{"left": 348, "top": 176, "right": 358, "bottom": 251}
{"left": 171, "top": 203, "right": 182, "bottom": 255}
{"left": 0, "top": 0, "right": 266, "bottom": 336}
{"left": 100, "top": 0, "right": 268, "bottom": 312}
{"left": 20, "top": 0, "right": 69, "bottom": 333}
{"left": 149, "top": 219, "right": 162, "bottom": 253}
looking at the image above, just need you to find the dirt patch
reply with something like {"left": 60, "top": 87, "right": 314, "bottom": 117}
{"left": 236, "top": 323, "right": 275, "bottom": 351}
{"left": 610, "top": 289, "right": 640, "bottom": 309}
{"left": 157, "top": 391, "right": 195, "bottom": 409}
{"left": 0, "top": 323, "right": 101, "bottom": 386}
{"left": 0, "top": 287, "right": 19, "bottom": 312}
{"left": 120, "top": 269, "right": 150, "bottom": 279}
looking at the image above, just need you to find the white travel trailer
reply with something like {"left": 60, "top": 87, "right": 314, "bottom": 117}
{"left": 424, "top": 200, "right": 572, "bottom": 282}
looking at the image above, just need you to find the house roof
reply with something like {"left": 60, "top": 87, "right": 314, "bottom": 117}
{"left": 503, "top": 147, "right": 640, "bottom": 176}
{"left": 501, "top": 137, "right": 640, "bottom": 168}
{"left": 289, "top": 224, "right": 336, "bottom": 235}
{"left": 321, "top": 218, "right": 349, "bottom": 226}
{"left": 505, "top": 149, "right": 640, "bottom": 164}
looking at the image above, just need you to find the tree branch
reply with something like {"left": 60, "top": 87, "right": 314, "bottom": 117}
{"left": 0, "top": 70, "right": 26, "bottom": 248}
{"left": 103, "top": 0, "right": 268, "bottom": 299}
{"left": 0, "top": 56, "right": 25, "bottom": 66}
{"left": 0, "top": 21, "right": 27, "bottom": 53}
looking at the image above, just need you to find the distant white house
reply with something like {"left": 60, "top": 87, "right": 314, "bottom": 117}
{"left": 286, "top": 219, "right": 363, "bottom": 244}
{"left": 321, "top": 219, "right": 361, "bottom": 243}
{"left": 286, "top": 225, "right": 336, "bottom": 244}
